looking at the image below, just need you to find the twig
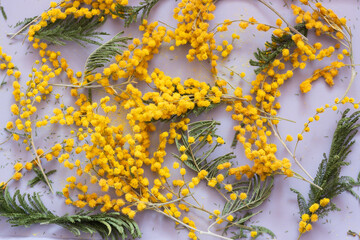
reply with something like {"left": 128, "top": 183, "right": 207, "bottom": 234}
{"left": 159, "top": 20, "right": 175, "bottom": 29}
{"left": 0, "top": 135, "right": 12, "bottom": 146}
{"left": 210, "top": 19, "right": 278, "bottom": 33}
{"left": 291, "top": 171, "right": 322, "bottom": 190}
{"left": 10, "top": 16, "right": 41, "bottom": 39}
{"left": 154, "top": 209, "right": 233, "bottom": 240}
{"left": 146, "top": 196, "right": 190, "bottom": 208}
{"left": 269, "top": 122, "right": 323, "bottom": 191}
{"left": 30, "top": 132, "right": 54, "bottom": 194}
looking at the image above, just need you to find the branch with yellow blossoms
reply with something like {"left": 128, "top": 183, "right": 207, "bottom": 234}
{"left": 1, "top": 0, "right": 359, "bottom": 239}
{"left": 292, "top": 109, "right": 360, "bottom": 239}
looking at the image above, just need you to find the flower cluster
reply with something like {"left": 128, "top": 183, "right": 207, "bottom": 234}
{"left": 298, "top": 198, "right": 330, "bottom": 235}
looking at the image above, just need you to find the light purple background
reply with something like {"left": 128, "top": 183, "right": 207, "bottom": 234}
{"left": 1, "top": 1, "right": 360, "bottom": 240}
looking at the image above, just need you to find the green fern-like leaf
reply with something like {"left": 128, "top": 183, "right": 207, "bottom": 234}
{"left": 33, "top": 14, "right": 108, "bottom": 46}
{"left": 290, "top": 188, "right": 307, "bottom": 215}
{"left": 173, "top": 120, "right": 236, "bottom": 177}
{"left": 249, "top": 22, "right": 308, "bottom": 74}
{"left": 250, "top": 225, "right": 276, "bottom": 238}
{"left": 0, "top": 186, "right": 141, "bottom": 240}
{"left": 112, "top": 0, "right": 160, "bottom": 27}
{"left": 0, "top": 5, "right": 7, "bottom": 21}
{"left": 292, "top": 109, "right": 360, "bottom": 218}
{"left": 27, "top": 167, "right": 56, "bottom": 188}
{"left": 221, "top": 175, "right": 275, "bottom": 239}
{"left": 13, "top": 16, "right": 37, "bottom": 29}
{"left": 84, "top": 31, "right": 131, "bottom": 78}
{"left": 222, "top": 175, "right": 273, "bottom": 216}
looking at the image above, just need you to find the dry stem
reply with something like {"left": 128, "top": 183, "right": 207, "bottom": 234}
{"left": 269, "top": 122, "right": 323, "bottom": 191}
{"left": 154, "top": 208, "right": 234, "bottom": 240}
{"left": 30, "top": 132, "right": 54, "bottom": 194}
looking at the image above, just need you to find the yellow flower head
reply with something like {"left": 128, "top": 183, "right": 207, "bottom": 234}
{"left": 285, "top": 135, "right": 293, "bottom": 142}
{"left": 309, "top": 203, "right": 319, "bottom": 213}
{"left": 216, "top": 137, "right": 225, "bottom": 144}
{"left": 301, "top": 214, "right": 310, "bottom": 222}
{"left": 179, "top": 145, "right": 187, "bottom": 152}
{"left": 250, "top": 231, "right": 258, "bottom": 237}
{"left": 310, "top": 214, "right": 318, "bottom": 222}
{"left": 320, "top": 198, "right": 330, "bottom": 207}
{"left": 239, "top": 192, "right": 247, "bottom": 200}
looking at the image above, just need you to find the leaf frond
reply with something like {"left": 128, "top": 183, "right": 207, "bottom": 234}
{"left": 33, "top": 15, "right": 108, "bottom": 46}
{"left": 174, "top": 120, "right": 235, "bottom": 177}
{"left": 0, "top": 5, "right": 7, "bottom": 21}
{"left": 84, "top": 31, "right": 131, "bottom": 78}
{"left": 222, "top": 175, "right": 274, "bottom": 216}
{"left": 292, "top": 109, "right": 360, "bottom": 218}
{"left": 28, "top": 168, "right": 56, "bottom": 188}
{"left": 112, "top": 0, "right": 160, "bottom": 27}
{"left": 0, "top": 186, "right": 141, "bottom": 240}
{"left": 249, "top": 22, "right": 308, "bottom": 74}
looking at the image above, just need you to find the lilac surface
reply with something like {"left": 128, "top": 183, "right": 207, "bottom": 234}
{"left": 1, "top": 1, "right": 360, "bottom": 240}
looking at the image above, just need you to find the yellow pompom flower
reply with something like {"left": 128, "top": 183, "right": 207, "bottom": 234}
{"left": 239, "top": 192, "right": 247, "bottom": 200}
{"left": 297, "top": 134, "right": 304, "bottom": 141}
{"left": 226, "top": 215, "right": 234, "bottom": 221}
{"left": 13, "top": 172, "right": 22, "bottom": 180}
{"left": 180, "top": 168, "right": 186, "bottom": 175}
{"left": 14, "top": 162, "right": 23, "bottom": 171}
{"left": 286, "top": 135, "right": 293, "bottom": 142}
{"left": 305, "top": 223, "right": 312, "bottom": 231}
{"left": 25, "top": 162, "right": 33, "bottom": 171}
{"left": 173, "top": 162, "right": 180, "bottom": 169}
{"left": 213, "top": 209, "right": 220, "bottom": 215}
{"left": 224, "top": 184, "right": 232, "bottom": 191}
{"left": 216, "top": 137, "right": 225, "bottom": 144}
{"left": 310, "top": 214, "right": 318, "bottom": 222}
{"left": 320, "top": 198, "right": 330, "bottom": 207}
{"left": 179, "top": 145, "right": 186, "bottom": 152}
{"left": 309, "top": 203, "right": 319, "bottom": 213}
{"left": 230, "top": 193, "right": 237, "bottom": 200}
{"left": 180, "top": 154, "right": 188, "bottom": 161}
{"left": 181, "top": 188, "right": 189, "bottom": 196}
{"left": 301, "top": 214, "right": 310, "bottom": 222}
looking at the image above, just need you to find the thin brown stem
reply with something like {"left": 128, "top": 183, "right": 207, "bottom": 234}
{"left": 30, "top": 132, "right": 54, "bottom": 194}
{"left": 154, "top": 208, "right": 234, "bottom": 240}
{"left": 269, "top": 122, "right": 315, "bottom": 182}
